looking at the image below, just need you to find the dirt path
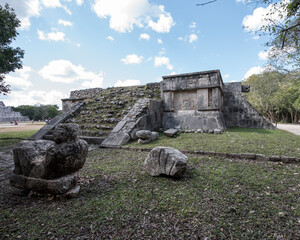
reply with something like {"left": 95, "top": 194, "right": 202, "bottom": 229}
{"left": 0, "top": 122, "right": 45, "bottom": 133}
{"left": 277, "top": 124, "right": 300, "bottom": 136}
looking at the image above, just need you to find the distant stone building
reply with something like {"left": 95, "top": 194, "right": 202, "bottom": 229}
{"left": 0, "top": 101, "right": 30, "bottom": 122}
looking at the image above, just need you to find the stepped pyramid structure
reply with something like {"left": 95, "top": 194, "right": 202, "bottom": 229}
{"left": 0, "top": 101, "right": 30, "bottom": 122}
{"left": 31, "top": 70, "right": 275, "bottom": 146}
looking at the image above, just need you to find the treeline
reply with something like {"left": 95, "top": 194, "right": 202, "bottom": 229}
{"left": 12, "top": 105, "right": 61, "bottom": 121}
{"left": 243, "top": 71, "right": 300, "bottom": 123}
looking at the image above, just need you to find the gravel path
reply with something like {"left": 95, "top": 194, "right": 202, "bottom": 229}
{"left": 277, "top": 124, "right": 300, "bottom": 136}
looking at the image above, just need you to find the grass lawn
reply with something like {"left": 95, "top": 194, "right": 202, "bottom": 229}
{"left": 0, "top": 148, "right": 299, "bottom": 239}
{"left": 0, "top": 123, "right": 45, "bottom": 150}
{"left": 127, "top": 128, "right": 300, "bottom": 158}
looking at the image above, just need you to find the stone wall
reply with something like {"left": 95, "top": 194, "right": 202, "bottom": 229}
{"left": 0, "top": 102, "right": 30, "bottom": 122}
{"left": 223, "top": 82, "right": 275, "bottom": 129}
{"left": 161, "top": 70, "right": 226, "bottom": 131}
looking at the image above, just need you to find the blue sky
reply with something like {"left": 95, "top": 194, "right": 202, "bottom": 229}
{"left": 0, "top": 0, "right": 275, "bottom": 108}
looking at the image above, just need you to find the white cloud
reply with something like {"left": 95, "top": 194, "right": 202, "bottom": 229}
{"left": 121, "top": 54, "right": 143, "bottom": 64}
{"left": 148, "top": 6, "right": 174, "bottom": 33}
{"left": 41, "top": 0, "right": 62, "bottom": 8}
{"left": 189, "top": 34, "right": 198, "bottom": 43}
{"left": 139, "top": 33, "right": 150, "bottom": 40}
{"left": 244, "top": 66, "right": 265, "bottom": 79}
{"left": 92, "top": 0, "right": 174, "bottom": 33}
{"left": 75, "top": 0, "right": 84, "bottom": 6}
{"left": 76, "top": 43, "right": 80, "bottom": 47}
{"left": 189, "top": 21, "right": 196, "bottom": 28}
{"left": 3, "top": 90, "right": 66, "bottom": 108}
{"left": 41, "top": 0, "right": 71, "bottom": 15}
{"left": 114, "top": 79, "right": 141, "bottom": 87}
{"left": 37, "top": 30, "right": 66, "bottom": 41}
{"left": 242, "top": 1, "right": 287, "bottom": 33}
{"left": 5, "top": 66, "right": 33, "bottom": 90}
{"left": 106, "top": 36, "right": 114, "bottom": 41}
{"left": 178, "top": 37, "right": 184, "bottom": 41}
{"left": 258, "top": 50, "right": 269, "bottom": 60}
{"left": 157, "top": 38, "right": 163, "bottom": 44}
{"left": 0, "top": 0, "right": 41, "bottom": 30}
{"left": 154, "top": 56, "right": 173, "bottom": 70}
{"left": 39, "top": 59, "right": 104, "bottom": 88}
{"left": 58, "top": 19, "right": 73, "bottom": 26}
{"left": 223, "top": 74, "right": 230, "bottom": 79}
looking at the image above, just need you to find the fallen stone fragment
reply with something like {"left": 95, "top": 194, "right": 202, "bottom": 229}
{"left": 136, "top": 130, "right": 152, "bottom": 139}
{"left": 214, "top": 129, "right": 222, "bottom": 134}
{"left": 164, "top": 129, "right": 178, "bottom": 138}
{"left": 151, "top": 132, "right": 159, "bottom": 141}
{"left": 144, "top": 147, "right": 188, "bottom": 178}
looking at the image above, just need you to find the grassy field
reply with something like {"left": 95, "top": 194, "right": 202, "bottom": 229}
{"left": 127, "top": 128, "right": 300, "bottom": 158}
{"left": 0, "top": 127, "right": 299, "bottom": 239}
{"left": 0, "top": 148, "right": 299, "bottom": 239}
{"left": 0, "top": 122, "right": 45, "bottom": 149}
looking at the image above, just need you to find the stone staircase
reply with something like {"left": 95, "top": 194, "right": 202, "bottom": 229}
{"left": 63, "top": 84, "right": 161, "bottom": 139}
{"left": 34, "top": 84, "right": 161, "bottom": 143}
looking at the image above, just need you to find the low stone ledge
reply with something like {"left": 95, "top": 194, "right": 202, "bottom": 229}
{"left": 79, "top": 136, "right": 105, "bottom": 144}
{"left": 100, "top": 145, "right": 300, "bottom": 164}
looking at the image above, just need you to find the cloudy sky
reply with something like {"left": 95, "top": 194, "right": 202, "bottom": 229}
{"left": 0, "top": 0, "right": 277, "bottom": 108}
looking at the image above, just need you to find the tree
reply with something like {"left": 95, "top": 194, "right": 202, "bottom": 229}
{"left": 260, "top": 0, "right": 300, "bottom": 71}
{"left": 13, "top": 105, "right": 61, "bottom": 121}
{"left": 0, "top": 3, "right": 24, "bottom": 95}
{"left": 243, "top": 71, "right": 283, "bottom": 123}
{"left": 197, "top": 0, "right": 300, "bottom": 71}
{"left": 243, "top": 70, "right": 300, "bottom": 123}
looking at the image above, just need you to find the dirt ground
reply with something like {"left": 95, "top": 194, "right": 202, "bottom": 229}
{"left": 0, "top": 122, "right": 45, "bottom": 133}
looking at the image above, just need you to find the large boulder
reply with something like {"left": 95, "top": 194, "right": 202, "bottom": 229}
{"left": 144, "top": 147, "right": 188, "bottom": 178}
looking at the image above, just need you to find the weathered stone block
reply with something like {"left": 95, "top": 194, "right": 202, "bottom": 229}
{"left": 164, "top": 129, "right": 178, "bottom": 137}
{"left": 144, "top": 147, "right": 188, "bottom": 178}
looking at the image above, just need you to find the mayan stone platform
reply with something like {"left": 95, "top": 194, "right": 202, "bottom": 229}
{"left": 0, "top": 101, "right": 30, "bottom": 122}
{"left": 161, "top": 70, "right": 226, "bottom": 131}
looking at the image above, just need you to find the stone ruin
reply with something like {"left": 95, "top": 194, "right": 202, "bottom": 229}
{"left": 0, "top": 101, "right": 30, "bottom": 122}
{"left": 10, "top": 124, "right": 88, "bottom": 197}
{"left": 30, "top": 70, "right": 275, "bottom": 147}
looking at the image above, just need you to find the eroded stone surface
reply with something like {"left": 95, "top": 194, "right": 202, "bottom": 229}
{"left": 164, "top": 129, "right": 178, "bottom": 138}
{"left": 10, "top": 123, "right": 88, "bottom": 196}
{"left": 53, "top": 123, "right": 79, "bottom": 144}
{"left": 144, "top": 147, "right": 188, "bottom": 178}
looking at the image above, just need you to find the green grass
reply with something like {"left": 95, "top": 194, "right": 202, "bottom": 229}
{"left": 0, "top": 130, "right": 38, "bottom": 149}
{"left": 127, "top": 127, "right": 300, "bottom": 158}
{"left": 0, "top": 149, "right": 299, "bottom": 239}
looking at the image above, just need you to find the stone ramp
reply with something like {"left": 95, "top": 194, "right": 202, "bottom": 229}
{"left": 101, "top": 98, "right": 162, "bottom": 147}
{"left": 30, "top": 101, "right": 85, "bottom": 140}
{"left": 223, "top": 82, "right": 275, "bottom": 130}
